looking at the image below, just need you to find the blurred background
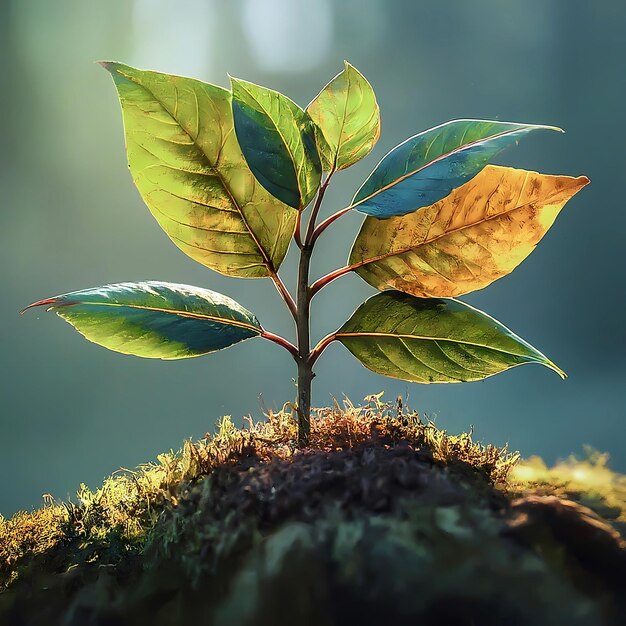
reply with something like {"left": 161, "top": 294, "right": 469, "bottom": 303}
{"left": 1, "top": 0, "right": 624, "bottom": 516}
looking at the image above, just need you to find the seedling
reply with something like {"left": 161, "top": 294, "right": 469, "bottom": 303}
{"left": 23, "top": 62, "right": 588, "bottom": 446}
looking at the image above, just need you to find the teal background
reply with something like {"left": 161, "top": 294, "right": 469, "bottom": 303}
{"left": 1, "top": 0, "right": 624, "bottom": 516}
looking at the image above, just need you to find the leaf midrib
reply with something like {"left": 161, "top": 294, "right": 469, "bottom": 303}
{"left": 351, "top": 125, "right": 536, "bottom": 209}
{"left": 331, "top": 67, "right": 352, "bottom": 170}
{"left": 236, "top": 81, "right": 304, "bottom": 207}
{"left": 52, "top": 300, "right": 261, "bottom": 334}
{"left": 117, "top": 67, "right": 276, "bottom": 274}
{"left": 350, "top": 174, "right": 574, "bottom": 270}
{"left": 336, "top": 331, "right": 541, "bottom": 361}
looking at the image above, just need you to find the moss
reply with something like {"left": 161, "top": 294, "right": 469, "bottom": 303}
{"left": 509, "top": 447, "right": 626, "bottom": 535}
{"left": 1, "top": 397, "right": 625, "bottom": 625}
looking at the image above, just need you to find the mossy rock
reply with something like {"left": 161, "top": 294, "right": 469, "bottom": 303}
{"left": 1, "top": 400, "right": 625, "bottom": 625}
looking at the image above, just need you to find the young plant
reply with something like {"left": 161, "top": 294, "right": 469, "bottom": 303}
{"left": 23, "top": 62, "right": 589, "bottom": 446}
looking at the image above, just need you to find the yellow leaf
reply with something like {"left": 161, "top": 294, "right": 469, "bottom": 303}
{"left": 349, "top": 165, "right": 590, "bottom": 298}
{"left": 102, "top": 63, "right": 297, "bottom": 279}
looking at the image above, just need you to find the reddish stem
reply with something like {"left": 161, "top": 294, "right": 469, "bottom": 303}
{"left": 260, "top": 330, "right": 299, "bottom": 360}
{"left": 309, "top": 332, "right": 338, "bottom": 365}
{"left": 310, "top": 204, "right": 353, "bottom": 244}
{"left": 269, "top": 272, "right": 297, "bottom": 321}
{"left": 309, "top": 264, "right": 354, "bottom": 297}
{"left": 293, "top": 211, "right": 303, "bottom": 250}
{"left": 305, "top": 168, "right": 335, "bottom": 247}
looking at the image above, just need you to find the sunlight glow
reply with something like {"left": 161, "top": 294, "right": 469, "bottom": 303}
{"left": 242, "top": 0, "right": 333, "bottom": 72}
{"left": 131, "top": 0, "right": 214, "bottom": 78}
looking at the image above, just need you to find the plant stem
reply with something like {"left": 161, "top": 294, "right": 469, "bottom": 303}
{"left": 293, "top": 211, "right": 303, "bottom": 250}
{"left": 260, "top": 330, "right": 299, "bottom": 359}
{"left": 310, "top": 263, "right": 354, "bottom": 297}
{"left": 305, "top": 168, "right": 335, "bottom": 246}
{"left": 310, "top": 204, "right": 353, "bottom": 244}
{"left": 269, "top": 272, "right": 297, "bottom": 320}
{"left": 294, "top": 171, "right": 334, "bottom": 446}
{"left": 295, "top": 240, "right": 313, "bottom": 446}
{"left": 309, "top": 331, "right": 338, "bottom": 365}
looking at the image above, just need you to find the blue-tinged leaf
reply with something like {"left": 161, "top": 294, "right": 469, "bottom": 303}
{"left": 352, "top": 119, "right": 561, "bottom": 218}
{"left": 22, "top": 281, "right": 262, "bottom": 359}
{"left": 231, "top": 77, "right": 321, "bottom": 209}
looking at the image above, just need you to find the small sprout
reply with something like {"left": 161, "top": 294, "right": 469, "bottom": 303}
{"left": 23, "top": 61, "right": 589, "bottom": 446}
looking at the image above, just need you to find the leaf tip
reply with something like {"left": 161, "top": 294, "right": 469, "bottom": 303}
{"left": 97, "top": 60, "right": 115, "bottom": 73}
{"left": 97, "top": 61, "right": 130, "bottom": 83}
{"left": 547, "top": 360, "right": 567, "bottom": 380}
{"left": 517, "top": 122, "right": 563, "bottom": 134}
{"left": 228, "top": 75, "right": 248, "bottom": 95}
{"left": 228, "top": 75, "right": 247, "bottom": 88}
{"left": 528, "top": 123, "right": 563, "bottom": 134}
{"left": 20, "top": 297, "right": 58, "bottom": 315}
{"left": 568, "top": 174, "right": 591, "bottom": 194}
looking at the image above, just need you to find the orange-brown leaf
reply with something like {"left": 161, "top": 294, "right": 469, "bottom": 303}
{"left": 349, "top": 165, "right": 589, "bottom": 298}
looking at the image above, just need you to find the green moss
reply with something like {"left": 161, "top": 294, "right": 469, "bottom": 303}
{"left": 1, "top": 398, "right": 625, "bottom": 625}
{"left": 509, "top": 447, "right": 626, "bottom": 535}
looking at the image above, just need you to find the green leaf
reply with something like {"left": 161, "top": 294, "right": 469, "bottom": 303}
{"left": 351, "top": 119, "right": 562, "bottom": 217}
{"left": 309, "top": 119, "right": 334, "bottom": 173}
{"left": 349, "top": 165, "right": 590, "bottom": 298}
{"left": 22, "top": 281, "right": 262, "bottom": 360}
{"left": 101, "top": 62, "right": 297, "bottom": 279}
{"left": 337, "top": 291, "right": 564, "bottom": 383}
{"left": 231, "top": 77, "right": 321, "bottom": 209}
{"left": 307, "top": 61, "right": 380, "bottom": 171}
